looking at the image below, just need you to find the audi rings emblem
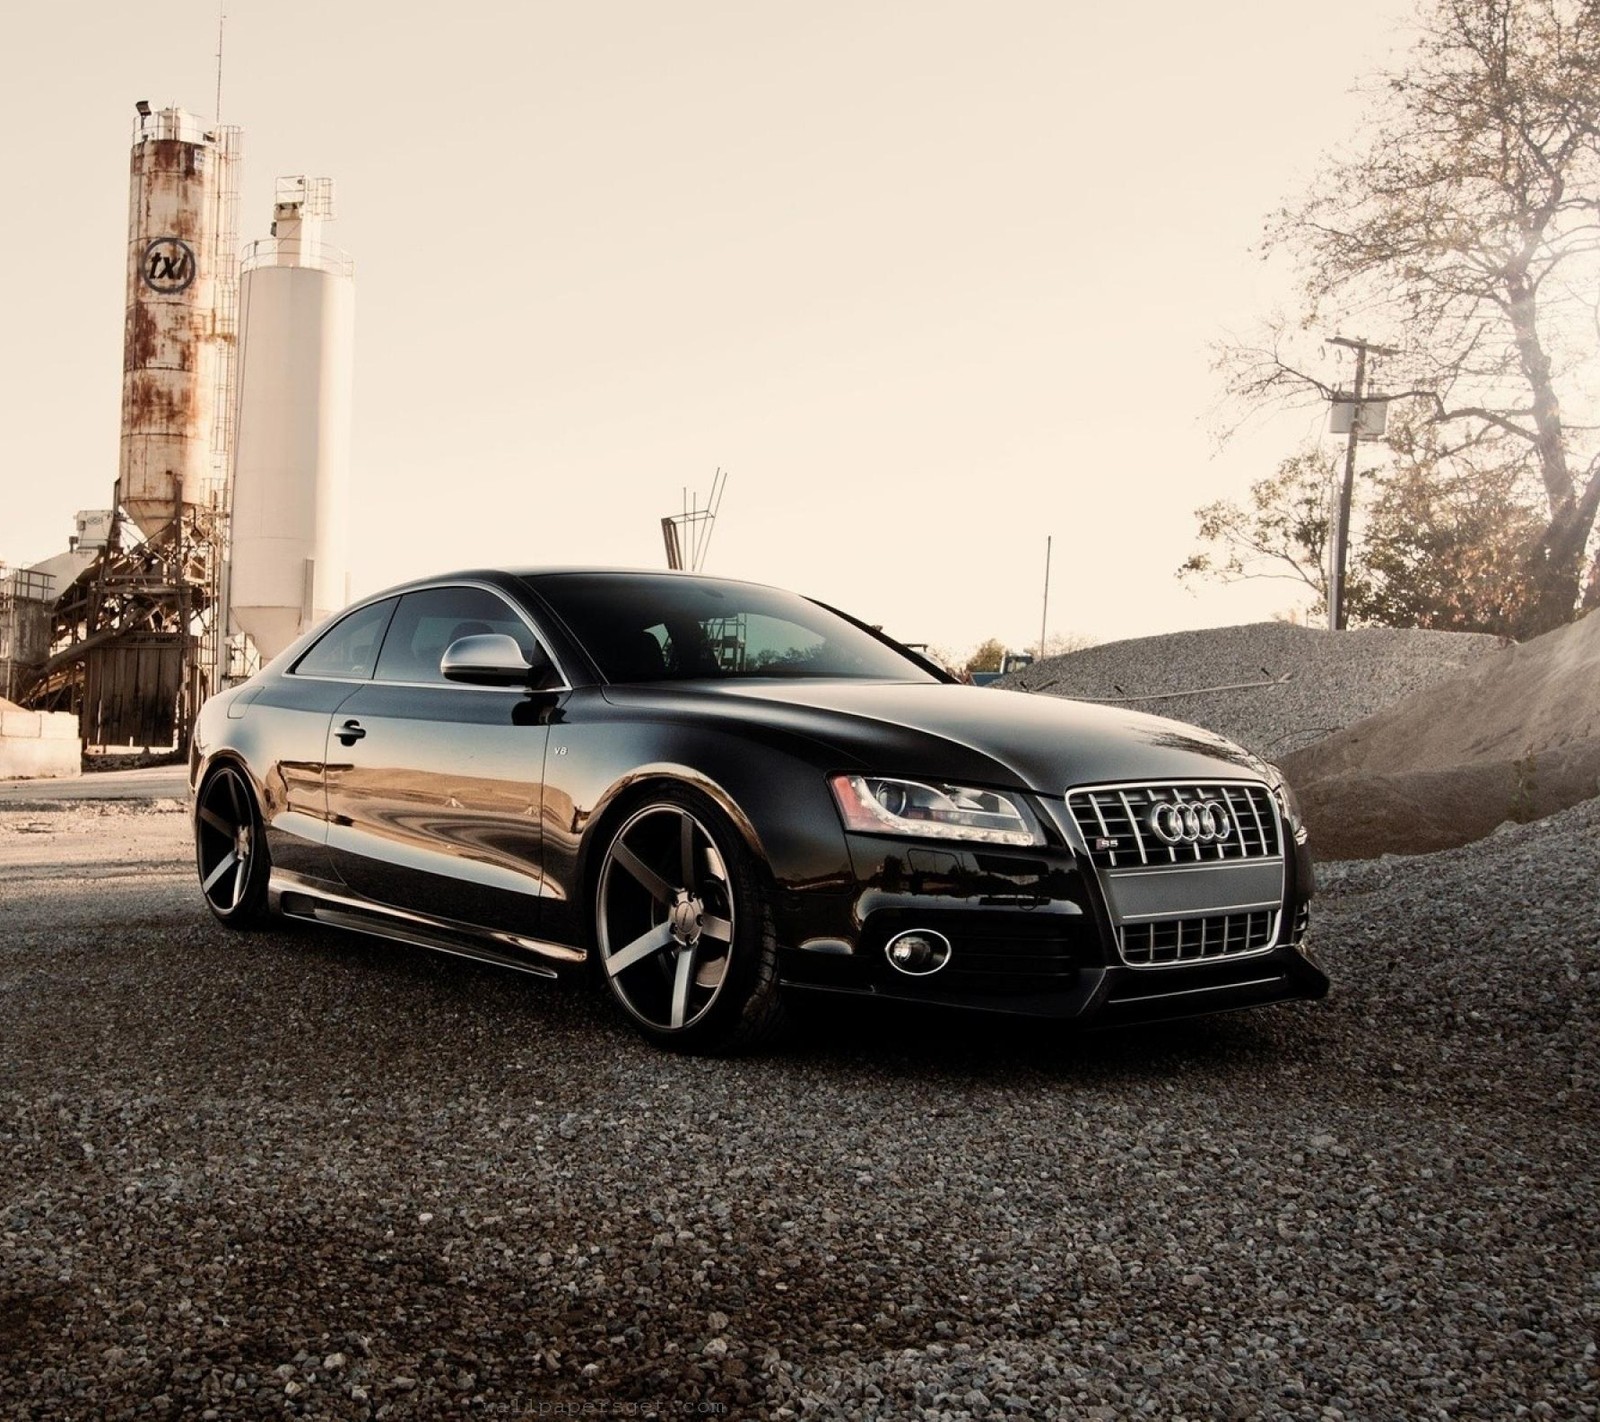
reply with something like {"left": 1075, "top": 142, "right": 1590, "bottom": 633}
{"left": 1148, "top": 798, "right": 1233, "bottom": 845}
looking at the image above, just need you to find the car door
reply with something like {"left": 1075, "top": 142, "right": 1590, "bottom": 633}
{"left": 324, "top": 583, "right": 557, "bottom": 934}
{"left": 248, "top": 595, "right": 399, "bottom": 882}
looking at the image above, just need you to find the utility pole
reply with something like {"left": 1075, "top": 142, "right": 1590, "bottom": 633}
{"left": 1327, "top": 335, "right": 1396, "bottom": 631}
{"left": 1038, "top": 535, "right": 1052, "bottom": 661}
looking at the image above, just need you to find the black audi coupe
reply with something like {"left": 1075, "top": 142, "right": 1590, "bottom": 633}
{"left": 190, "top": 569, "right": 1327, "bottom": 1051}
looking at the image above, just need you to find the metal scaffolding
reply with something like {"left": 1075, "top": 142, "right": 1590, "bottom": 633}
{"left": 19, "top": 492, "right": 223, "bottom": 749}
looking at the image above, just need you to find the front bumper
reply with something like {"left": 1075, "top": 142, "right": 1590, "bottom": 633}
{"left": 774, "top": 809, "right": 1325, "bottom": 1025}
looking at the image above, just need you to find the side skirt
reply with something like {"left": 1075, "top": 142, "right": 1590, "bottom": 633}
{"left": 269, "top": 871, "right": 585, "bottom": 982}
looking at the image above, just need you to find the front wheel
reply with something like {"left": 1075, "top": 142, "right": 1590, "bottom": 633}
{"left": 195, "top": 763, "right": 272, "bottom": 928}
{"left": 593, "top": 788, "right": 785, "bottom": 1053}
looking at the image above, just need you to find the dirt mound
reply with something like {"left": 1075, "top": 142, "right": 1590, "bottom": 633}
{"left": 1294, "top": 737, "right": 1600, "bottom": 860}
{"left": 1284, "top": 610, "right": 1600, "bottom": 858}
{"left": 1284, "top": 608, "right": 1600, "bottom": 777}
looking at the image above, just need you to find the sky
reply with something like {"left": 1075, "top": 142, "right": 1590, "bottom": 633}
{"left": 1, "top": 0, "right": 1417, "bottom": 658}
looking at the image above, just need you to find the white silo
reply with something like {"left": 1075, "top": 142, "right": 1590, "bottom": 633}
{"left": 228, "top": 177, "right": 354, "bottom": 662}
{"left": 119, "top": 106, "right": 239, "bottom": 539}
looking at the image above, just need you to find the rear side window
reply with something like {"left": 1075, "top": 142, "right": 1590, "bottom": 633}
{"left": 374, "top": 586, "right": 539, "bottom": 685}
{"left": 292, "top": 598, "right": 398, "bottom": 680}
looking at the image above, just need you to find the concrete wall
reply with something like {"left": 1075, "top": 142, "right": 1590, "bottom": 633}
{"left": 0, "top": 705, "right": 80, "bottom": 780}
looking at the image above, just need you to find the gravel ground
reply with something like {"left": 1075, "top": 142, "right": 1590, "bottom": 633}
{"left": 996, "top": 624, "right": 1505, "bottom": 758}
{"left": 3, "top": 797, "right": 1598, "bottom": 1420}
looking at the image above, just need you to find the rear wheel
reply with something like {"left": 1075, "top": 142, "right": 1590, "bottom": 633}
{"left": 195, "top": 764, "right": 272, "bottom": 928}
{"left": 594, "top": 788, "right": 785, "bottom": 1052}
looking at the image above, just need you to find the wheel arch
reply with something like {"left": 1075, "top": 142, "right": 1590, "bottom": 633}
{"left": 193, "top": 748, "right": 261, "bottom": 821}
{"left": 576, "top": 765, "right": 772, "bottom": 930}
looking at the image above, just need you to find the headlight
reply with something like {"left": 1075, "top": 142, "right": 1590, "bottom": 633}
{"left": 829, "top": 774, "right": 1044, "bottom": 847}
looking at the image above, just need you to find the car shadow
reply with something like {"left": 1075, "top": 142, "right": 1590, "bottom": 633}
{"left": 241, "top": 916, "right": 1335, "bottom": 1091}
{"left": 777, "top": 991, "right": 1334, "bottom": 1085}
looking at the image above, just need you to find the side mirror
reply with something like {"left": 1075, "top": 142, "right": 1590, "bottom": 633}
{"left": 440, "top": 633, "right": 545, "bottom": 687}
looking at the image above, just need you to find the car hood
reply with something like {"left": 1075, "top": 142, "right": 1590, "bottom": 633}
{"left": 600, "top": 680, "right": 1268, "bottom": 793}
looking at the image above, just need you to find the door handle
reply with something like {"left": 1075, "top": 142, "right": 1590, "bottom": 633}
{"left": 336, "top": 719, "right": 367, "bottom": 746}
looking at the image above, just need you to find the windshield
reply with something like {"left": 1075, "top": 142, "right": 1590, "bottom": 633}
{"left": 527, "top": 573, "right": 939, "bottom": 685}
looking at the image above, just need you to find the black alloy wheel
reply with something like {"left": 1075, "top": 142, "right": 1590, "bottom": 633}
{"left": 195, "top": 764, "right": 272, "bottom": 928}
{"left": 594, "top": 789, "right": 784, "bottom": 1052}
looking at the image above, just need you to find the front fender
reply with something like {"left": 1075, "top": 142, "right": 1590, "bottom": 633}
{"left": 540, "top": 695, "right": 857, "bottom": 948}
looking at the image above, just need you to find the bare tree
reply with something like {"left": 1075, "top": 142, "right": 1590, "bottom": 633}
{"left": 1353, "top": 417, "right": 1546, "bottom": 632}
{"left": 1183, "top": 427, "right": 1547, "bottom": 635}
{"left": 1219, "top": 0, "right": 1600, "bottom": 635}
{"left": 1180, "top": 449, "right": 1340, "bottom": 617}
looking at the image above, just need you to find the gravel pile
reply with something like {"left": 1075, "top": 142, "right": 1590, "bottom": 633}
{"left": 996, "top": 623, "right": 1505, "bottom": 758}
{"left": 3, "top": 798, "right": 1597, "bottom": 1419}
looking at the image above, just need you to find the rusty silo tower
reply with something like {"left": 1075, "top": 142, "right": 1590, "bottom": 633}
{"left": 21, "top": 104, "right": 240, "bottom": 749}
{"left": 118, "top": 107, "right": 234, "bottom": 538}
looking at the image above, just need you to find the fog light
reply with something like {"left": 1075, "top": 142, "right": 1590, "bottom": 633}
{"left": 884, "top": 929, "right": 952, "bottom": 976}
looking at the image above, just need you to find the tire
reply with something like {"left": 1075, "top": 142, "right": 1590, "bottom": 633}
{"left": 194, "top": 763, "right": 273, "bottom": 929}
{"left": 592, "top": 786, "right": 786, "bottom": 1053}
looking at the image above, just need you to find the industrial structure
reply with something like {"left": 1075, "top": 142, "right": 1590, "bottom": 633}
{"left": 18, "top": 106, "right": 239, "bottom": 749}
{"left": 661, "top": 468, "right": 727, "bottom": 572}
{"left": 228, "top": 176, "right": 354, "bottom": 667}
{"left": 0, "top": 567, "right": 57, "bottom": 704}
{"left": 4, "top": 103, "right": 353, "bottom": 756}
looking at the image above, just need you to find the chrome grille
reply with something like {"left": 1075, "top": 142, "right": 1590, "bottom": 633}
{"left": 1068, "top": 781, "right": 1281, "bottom": 869}
{"left": 1119, "top": 909, "right": 1279, "bottom": 967}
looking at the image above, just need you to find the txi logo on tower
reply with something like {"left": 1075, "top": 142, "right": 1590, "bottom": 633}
{"left": 141, "top": 237, "right": 196, "bottom": 293}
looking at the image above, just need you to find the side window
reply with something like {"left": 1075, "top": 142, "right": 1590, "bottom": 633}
{"left": 374, "top": 586, "right": 540, "bottom": 685}
{"left": 291, "top": 598, "right": 398, "bottom": 680}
